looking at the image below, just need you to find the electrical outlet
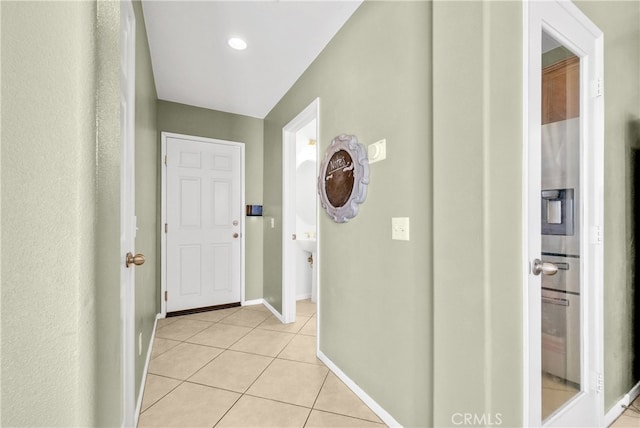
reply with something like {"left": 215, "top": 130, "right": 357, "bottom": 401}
{"left": 392, "top": 217, "right": 410, "bottom": 241}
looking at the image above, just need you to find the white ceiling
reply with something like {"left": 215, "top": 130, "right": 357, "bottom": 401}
{"left": 142, "top": 1, "right": 362, "bottom": 119}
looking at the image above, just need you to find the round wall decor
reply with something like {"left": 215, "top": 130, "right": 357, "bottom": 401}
{"left": 318, "top": 134, "right": 370, "bottom": 223}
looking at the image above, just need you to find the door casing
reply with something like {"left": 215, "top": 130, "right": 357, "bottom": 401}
{"left": 160, "top": 132, "right": 246, "bottom": 316}
{"left": 120, "top": 0, "right": 136, "bottom": 425}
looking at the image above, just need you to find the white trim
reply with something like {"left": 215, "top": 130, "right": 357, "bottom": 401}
{"left": 317, "top": 350, "right": 401, "bottom": 428}
{"left": 604, "top": 380, "right": 640, "bottom": 427}
{"left": 120, "top": 1, "right": 136, "bottom": 425}
{"left": 160, "top": 131, "right": 246, "bottom": 317}
{"left": 242, "top": 298, "right": 264, "bottom": 307}
{"left": 134, "top": 314, "right": 160, "bottom": 427}
{"left": 296, "top": 293, "right": 311, "bottom": 301}
{"left": 263, "top": 299, "right": 286, "bottom": 323}
{"left": 521, "top": 3, "right": 531, "bottom": 426}
{"left": 281, "top": 98, "right": 320, "bottom": 324}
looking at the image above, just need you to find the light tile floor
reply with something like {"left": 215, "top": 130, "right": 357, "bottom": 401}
{"left": 138, "top": 300, "right": 386, "bottom": 428}
{"left": 610, "top": 395, "right": 640, "bottom": 427}
{"left": 541, "top": 372, "right": 579, "bottom": 421}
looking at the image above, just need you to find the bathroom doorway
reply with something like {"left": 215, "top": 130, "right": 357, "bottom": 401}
{"left": 282, "top": 99, "right": 320, "bottom": 325}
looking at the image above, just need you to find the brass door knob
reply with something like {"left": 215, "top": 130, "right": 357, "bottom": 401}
{"left": 126, "top": 252, "right": 146, "bottom": 268}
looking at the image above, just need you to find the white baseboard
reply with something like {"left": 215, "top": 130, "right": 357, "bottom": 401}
{"left": 604, "top": 380, "right": 640, "bottom": 427}
{"left": 317, "top": 350, "right": 401, "bottom": 428}
{"left": 134, "top": 313, "right": 161, "bottom": 427}
{"left": 296, "top": 293, "right": 311, "bottom": 300}
{"left": 262, "top": 299, "right": 285, "bottom": 323}
{"left": 242, "top": 298, "right": 264, "bottom": 307}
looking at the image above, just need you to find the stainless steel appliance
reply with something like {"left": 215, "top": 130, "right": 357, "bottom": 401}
{"left": 541, "top": 117, "right": 581, "bottom": 385}
{"left": 541, "top": 255, "right": 580, "bottom": 384}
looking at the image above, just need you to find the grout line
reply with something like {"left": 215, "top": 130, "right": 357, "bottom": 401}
{"left": 242, "top": 392, "right": 316, "bottom": 410}
{"left": 138, "top": 377, "right": 186, "bottom": 417}
{"left": 308, "top": 409, "right": 387, "bottom": 426}
{"left": 303, "top": 370, "right": 330, "bottom": 427}
{"left": 144, "top": 302, "right": 380, "bottom": 427}
{"left": 212, "top": 388, "right": 244, "bottom": 427}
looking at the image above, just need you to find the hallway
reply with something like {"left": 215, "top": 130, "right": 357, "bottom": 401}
{"left": 138, "top": 300, "right": 386, "bottom": 427}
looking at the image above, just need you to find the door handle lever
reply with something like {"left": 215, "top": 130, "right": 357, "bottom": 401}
{"left": 531, "top": 258, "right": 558, "bottom": 276}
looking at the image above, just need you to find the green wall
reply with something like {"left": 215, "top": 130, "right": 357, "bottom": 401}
{"left": 432, "top": 1, "right": 524, "bottom": 425}
{"left": 263, "top": 2, "right": 432, "bottom": 426}
{"left": 133, "top": 0, "right": 159, "bottom": 402}
{"left": 0, "top": 1, "right": 119, "bottom": 425}
{"left": 574, "top": 0, "right": 640, "bottom": 410}
{"left": 157, "top": 100, "right": 264, "bottom": 301}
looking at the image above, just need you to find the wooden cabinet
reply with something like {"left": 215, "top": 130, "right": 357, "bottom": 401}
{"left": 542, "top": 56, "right": 580, "bottom": 124}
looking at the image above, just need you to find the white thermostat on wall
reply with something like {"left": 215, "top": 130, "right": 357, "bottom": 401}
{"left": 368, "top": 139, "right": 386, "bottom": 164}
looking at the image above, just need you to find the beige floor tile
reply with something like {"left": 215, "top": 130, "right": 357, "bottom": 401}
{"left": 150, "top": 338, "right": 181, "bottom": 360}
{"left": 246, "top": 358, "right": 328, "bottom": 407}
{"left": 299, "top": 316, "right": 316, "bottom": 337}
{"left": 610, "top": 412, "right": 640, "bottom": 427}
{"left": 155, "top": 318, "right": 213, "bottom": 341}
{"left": 542, "top": 385, "right": 579, "bottom": 420}
{"left": 182, "top": 306, "right": 240, "bottom": 322}
{"left": 148, "top": 342, "right": 222, "bottom": 380}
{"left": 216, "top": 395, "right": 310, "bottom": 428}
{"left": 137, "top": 382, "right": 240, "bottom": 427}
{"left": 242, "top": 303, "right": 271, "bottom": 314}
{"left": 189, "top": 350, "right": 273, "bottom": 393}
{"left": 219, "top": 308, "right": 270, "bottom": 328}
{"left": 156, "top": 317, "right": 179, "bottom": 329}
{"left": 314, "top": 373, "right": 383, "bottom": 423}
{"left": 186, "top": 322, "right": 252, "bottom": 349}
{"left": 140, "top": 374, "right": 181, "bottom": 412}
{"left": 278, "top": 334, "right": 322, "bottom": 365}
{"left": 258, "top": 314, "right": 310, "bottom": 334}
{"left": 296, "top": 299, "right": 316, "bottom": 317}
{"left": 305, "top": 410, "right": 384, "bottom": 427}
{"left": 230, "top": 328, "right": 296, "bottom": 357}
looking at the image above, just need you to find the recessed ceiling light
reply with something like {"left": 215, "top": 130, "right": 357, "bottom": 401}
{"left": 228, "top": 37, "right": 247, "bottom": 51}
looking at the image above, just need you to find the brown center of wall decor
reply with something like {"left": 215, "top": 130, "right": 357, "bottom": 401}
{"left": 318, "top": 134, "right": 369, "bottom": 223}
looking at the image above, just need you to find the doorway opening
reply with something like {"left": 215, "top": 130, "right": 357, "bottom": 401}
{"left": 282, "top": 99, "right": 320, "bottom": 324}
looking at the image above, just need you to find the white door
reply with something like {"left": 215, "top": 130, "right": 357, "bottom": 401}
{"left": 120, "top": 1, "right": 137, "bottom": 426}
{"left": 526, "top": 1, "right": 604, "bottom": 426}
{"left": 165, "top": 135, "right": 244, "bottom": 313}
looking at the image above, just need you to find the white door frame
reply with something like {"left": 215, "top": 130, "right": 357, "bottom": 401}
{"left": 160, "top": 132, "right": 246, "bottom": 317}
{"left": 120, "top": 0, "right": 136, "bottom": 426}
{"left": 523, "top": 1, "right": 604, "bottom": 426}
{"left": 282, "top": 98, "right": 320, "bottom": 324}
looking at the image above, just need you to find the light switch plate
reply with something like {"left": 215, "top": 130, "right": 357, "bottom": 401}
{"left": 368, "top": 139, "right": 386, "bottom": 164}
{"left": 392, "top": 217, "right": 410, "bottom": 241}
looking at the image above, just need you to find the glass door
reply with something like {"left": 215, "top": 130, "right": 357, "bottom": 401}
{"left": 526, "top": 1, "right": 604, "bottom": 426}
{"left": 539, "top": 31, "right": 581, "bottom": 421}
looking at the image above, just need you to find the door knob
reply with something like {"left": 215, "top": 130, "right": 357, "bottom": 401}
{"left": 532, "top": 258, "right": 558, "bottom": 276}
{"left": 233, "top": 233, "right": 239, "bottom": 238}
{"left": 126, "top": 252, "right": 146, "bottom": 268}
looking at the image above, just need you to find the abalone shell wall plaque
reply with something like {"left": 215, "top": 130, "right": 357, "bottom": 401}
{"left": 318, "top": 134, "right": 369, "bottom": 223}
